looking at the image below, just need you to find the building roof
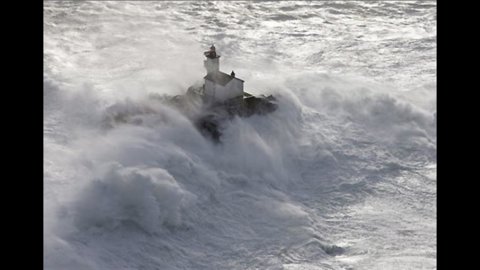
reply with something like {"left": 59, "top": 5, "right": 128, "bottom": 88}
{"left": 204, "top": 71, "right": 244, "bottom": 86}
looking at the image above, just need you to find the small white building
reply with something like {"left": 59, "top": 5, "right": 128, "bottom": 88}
{"left": 203, "top": 45, "right": 244, "bottom": 102}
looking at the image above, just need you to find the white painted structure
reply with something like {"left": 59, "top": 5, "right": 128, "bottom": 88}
{"left": 203, "top": 45, "right": 244, "bottom": 102}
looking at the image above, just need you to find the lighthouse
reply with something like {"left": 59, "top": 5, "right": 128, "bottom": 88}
{"left": 203, "top": 45, "right": 244, "bottom": 102}
{"left": 204, "top": 45, "right": 220, "bottom": 74}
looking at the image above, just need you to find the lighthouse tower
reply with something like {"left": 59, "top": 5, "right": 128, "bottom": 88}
{"left": 204, "top": 45, "right": 220, "bottom": 74}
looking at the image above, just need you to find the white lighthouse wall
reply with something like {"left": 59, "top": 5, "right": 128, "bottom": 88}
{"left": 214, "top": 79, "right": 244, "bottom": 101}
{"left": 232, "top": 79, "right": 244, "bottom": 93}
{"left": 204, "top": 80, "right": 216, "bottom": 100}
{"left": 204, "top": 58, "right": 219, "bottom": 74}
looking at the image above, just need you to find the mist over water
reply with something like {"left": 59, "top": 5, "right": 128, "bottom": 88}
{"left": 44, "top": 1, "right": 436, "bottom": 269}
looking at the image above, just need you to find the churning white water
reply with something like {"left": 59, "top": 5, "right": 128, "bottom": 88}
{"left": 44, "top": 1, "right": 436, "bottom": 269}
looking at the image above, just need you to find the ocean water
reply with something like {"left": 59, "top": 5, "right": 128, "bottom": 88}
{"left": 44, "top": 1, "right": 436, "bottom": 269}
